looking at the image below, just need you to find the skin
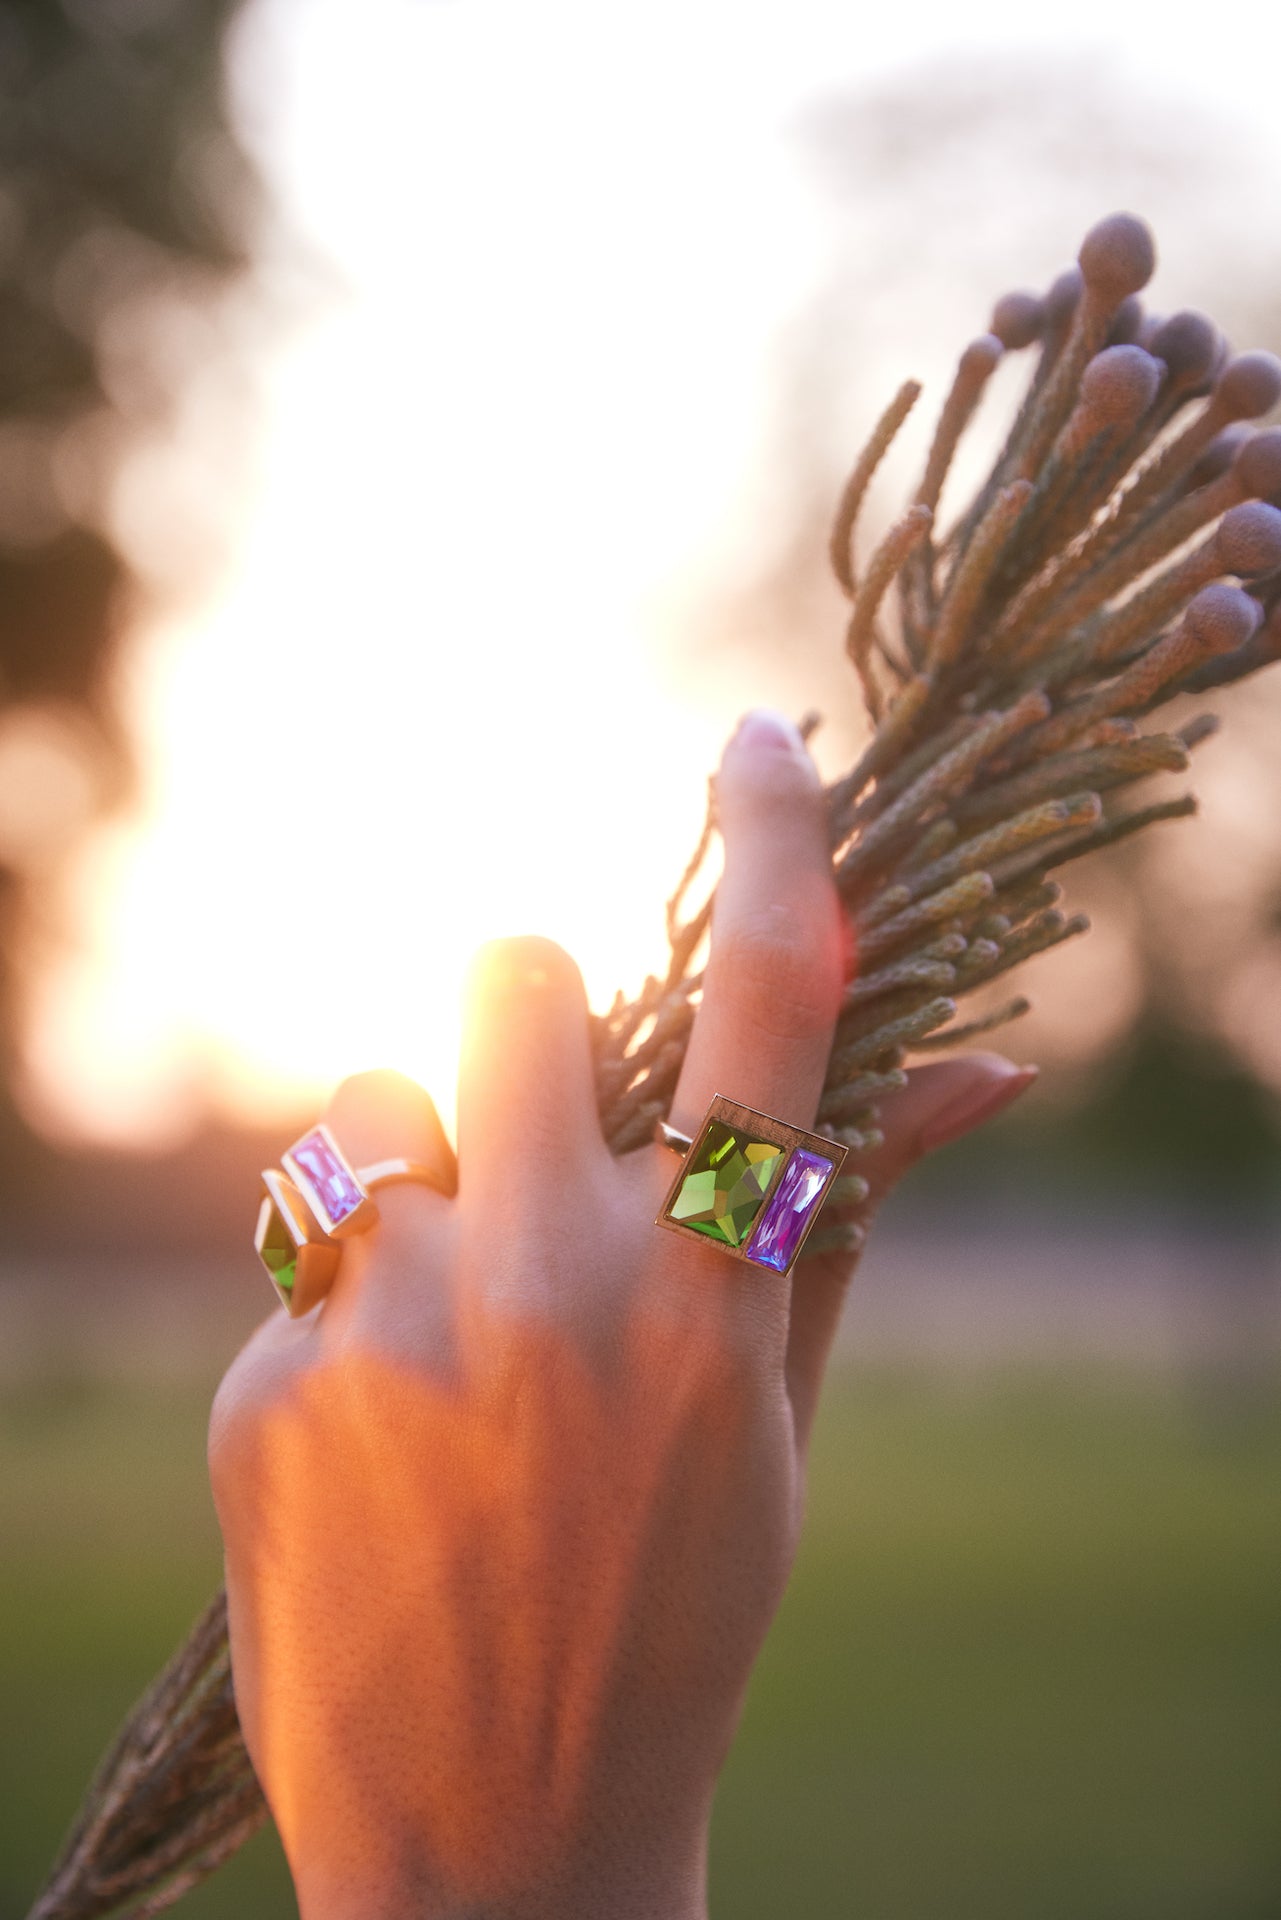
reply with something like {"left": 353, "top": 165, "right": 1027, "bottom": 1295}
{"left": 209, "top": 709, "right": 1036, "bottom": 1920}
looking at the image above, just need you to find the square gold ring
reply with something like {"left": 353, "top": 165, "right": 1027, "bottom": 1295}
{"left": 654, "top": 1094, "right": 847, "bottom": 1276}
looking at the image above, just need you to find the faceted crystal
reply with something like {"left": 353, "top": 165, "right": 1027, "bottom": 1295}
{"left": 746, "top": 1148, "right": 834, "bottom": 1271}
{"left": 288, "top": 1127, "right": 364, "bottom": 1231}
{"left": 667, "top": 1121, "right": 784, "bottom": 1246}
{"left": 257, "top": 1198, "right": 297, "bottom": 1302}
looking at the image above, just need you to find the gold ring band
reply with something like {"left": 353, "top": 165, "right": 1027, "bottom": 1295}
{"left": 359, "top": 1157, "right": 445, "bottom": 1192}
{"left": 654, "top": 1120, "right": 694, "bottom": 1156}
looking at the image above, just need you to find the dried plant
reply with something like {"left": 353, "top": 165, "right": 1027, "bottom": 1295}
{"left": 27, "top": 211, "right": 1281, "bottom": 1919}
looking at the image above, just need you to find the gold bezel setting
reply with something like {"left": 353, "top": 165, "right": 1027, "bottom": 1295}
{"left": 255, "top": 1168, "right": 341, "bottom": 1317}
{"left": 283, "top": 1121, "right": 380, "bottom": 1239}
{"left": 655, "top": 1093, "right": 846, "bottom": 1275}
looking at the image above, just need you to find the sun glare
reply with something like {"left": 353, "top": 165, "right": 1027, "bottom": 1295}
{"left": 19, "top": 1, "right": 830, "bottom": 1148}
{"left": 21, "top": 0, "right": 1281, "bottom": 1149}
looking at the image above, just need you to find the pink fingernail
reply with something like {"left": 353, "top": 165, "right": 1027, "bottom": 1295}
{"left": 919, "top": 1064, "right": 1039, "bottom": 1153}
{"left": 734, "top": 709, "right": 803, "bottom": 753}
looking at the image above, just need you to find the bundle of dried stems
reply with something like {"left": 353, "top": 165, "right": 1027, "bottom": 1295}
{"left": 28, "top": 211, "right": 1281, "bottom": 1920}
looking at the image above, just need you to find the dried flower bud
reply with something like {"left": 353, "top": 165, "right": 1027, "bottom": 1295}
{"left": 1076, "top": 345, "right": 1162, "bottom": 430}
{"left": 1183, "top": 582, "right": 1264, "bottom": 654}
{"left": 1213, "top": 352, "right": 1281, "bottom": 425}
{"left": 1147, "top": 309, "right": 1219, "bottom": 393}
{"left": 990, "top": 290, "right": 1044, "bottom": 350}
{"left": 1233, "top": 427, "right": 1281, "bottom": 503}
{"left": 1187, "top": 424, "right": 1251, "bottom": 489}
{"left": 963, "top": 333, "right": 1003, "bottom": 376}
{"left": 1077, "top": 212, "right": 1156, "bottom": 304}
{"left": 1214, "top": 500, "right": 1281, "bottom": 577}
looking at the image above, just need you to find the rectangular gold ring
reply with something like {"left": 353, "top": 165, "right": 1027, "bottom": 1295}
{"left": 655, "top": 1094, "right": 847, "bottom": 1276}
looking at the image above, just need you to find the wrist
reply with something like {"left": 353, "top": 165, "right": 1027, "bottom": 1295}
{"left": 298, "top": 1871, "right": 707, "bottom": 1920}
{"left": 291, "top": 1815, "right": 710, "bottom": 1920}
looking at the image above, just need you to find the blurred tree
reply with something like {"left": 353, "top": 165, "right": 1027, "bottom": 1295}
{"left": 0, "top": 0, "right": 265, "bottom": 1155}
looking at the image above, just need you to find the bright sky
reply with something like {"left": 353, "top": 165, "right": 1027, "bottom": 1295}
{"left": 19, "top": 0, "right": 1281, "bottom": 1147}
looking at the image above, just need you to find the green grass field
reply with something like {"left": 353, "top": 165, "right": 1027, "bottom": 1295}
{"left": 4, "top": 1366, "right": 1279, "bottom": 1919}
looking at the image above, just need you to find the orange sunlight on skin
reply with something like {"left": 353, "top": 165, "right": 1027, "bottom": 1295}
{"left": 233, "top": 1309, "right": 770, "bottom": 1907}
{"left": 205, "top": 702, "right": 1036, "bottom": 1916}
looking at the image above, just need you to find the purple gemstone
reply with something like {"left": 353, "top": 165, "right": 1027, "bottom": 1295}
{"left": 745, "top": 1148, "right": 834, "bottom": 1272}
{"left": 288, "top": 1128, "right": 364, "bottom": 1231}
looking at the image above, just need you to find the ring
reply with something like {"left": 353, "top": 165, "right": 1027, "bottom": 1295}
{"left": 254, "top": 1122, "right": 445, "bottom": 1316}
{"left": 654, "top": 1094, "right": 847, "bottom": 1276}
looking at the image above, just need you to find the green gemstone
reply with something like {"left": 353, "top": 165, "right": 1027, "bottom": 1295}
{"left": 258, "top": 1201, "right": 297, "bottom": 1300}
{"left": 668, "top": 1121, "right": 784, "bottom": 1246}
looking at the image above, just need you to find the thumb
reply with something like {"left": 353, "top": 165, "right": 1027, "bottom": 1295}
{"left": 784, "top": 1052, "right": 1036, "bottom": 1455}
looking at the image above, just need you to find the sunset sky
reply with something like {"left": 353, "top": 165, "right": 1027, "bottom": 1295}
{"left": 20, "top": 0, "right": 1281, "bottom": 1147}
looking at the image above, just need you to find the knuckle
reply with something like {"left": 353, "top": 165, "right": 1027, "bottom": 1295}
{"left": 206, "top": 1319, "right": 305, "bottom": 1491}
{"left": 715, "top": 904, "right": 839, "bottom": 1044}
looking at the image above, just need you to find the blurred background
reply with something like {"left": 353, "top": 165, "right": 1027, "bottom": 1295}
{"left": 3, "top": 2, "right": 1280, "bottom": 1915}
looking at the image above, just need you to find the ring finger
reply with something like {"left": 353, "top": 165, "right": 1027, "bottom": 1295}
{"left": 649, "top": 711, "right": 846, "bottom": 1316}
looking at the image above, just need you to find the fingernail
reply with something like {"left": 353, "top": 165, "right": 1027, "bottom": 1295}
{"left": 918, "top": 1063, "right": 1039, "bottom": 1154}
{"left": 733, "top": 708, "right": 804, "bottom": 754}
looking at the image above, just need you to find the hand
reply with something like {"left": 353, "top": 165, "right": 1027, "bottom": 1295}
{"left": 208, "top": 710, "right": 1034, "bottom": 1920}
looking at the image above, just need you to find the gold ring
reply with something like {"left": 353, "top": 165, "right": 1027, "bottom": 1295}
{"left": 255, "top": 1123, "right": 447, "bottom": 1316}
{"left": 655, "top": 1119, "right": 694, "bottom": 1155}
{"left": 654, "top": 1094, "right": 846, "bottom": 1276}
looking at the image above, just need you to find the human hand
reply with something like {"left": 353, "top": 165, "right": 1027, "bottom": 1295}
{"left": 208, "top": 709, "right": 1035, "bottom": 1920}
